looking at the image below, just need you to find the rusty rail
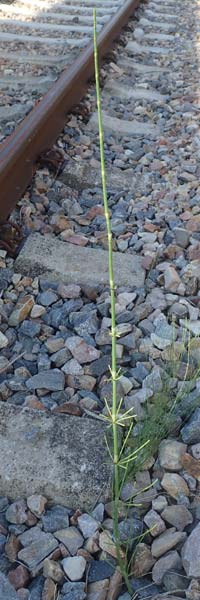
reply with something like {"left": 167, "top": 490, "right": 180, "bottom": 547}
{"left": 0, "top": 0, "right": 141, "bottom": 222}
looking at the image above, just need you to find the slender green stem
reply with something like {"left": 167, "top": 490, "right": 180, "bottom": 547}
{"left": 93, "top": 10, "right": 132, "bottom": 594}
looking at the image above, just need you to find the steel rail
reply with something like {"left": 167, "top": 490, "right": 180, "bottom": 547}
{"left": 0, "top": 0, "right": 141, "bottom": 222}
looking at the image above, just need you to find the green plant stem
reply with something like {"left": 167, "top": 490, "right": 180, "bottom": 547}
{"left": 93, "top": 10, "right": 132, "bottom": 594}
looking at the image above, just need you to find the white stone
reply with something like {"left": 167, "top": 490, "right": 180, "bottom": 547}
{"left": 134, "top": 27, "right": 145, "bottom": 41}
{"left": 62, "top": 556, "right": 86, "bottom": 581}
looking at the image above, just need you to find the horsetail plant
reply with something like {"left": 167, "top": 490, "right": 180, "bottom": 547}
{"left": 93, "top": 10, "right": 150, "bottom": 592}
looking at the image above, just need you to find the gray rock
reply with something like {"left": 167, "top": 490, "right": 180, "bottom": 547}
{"left": 151, "top": 528, "right": 187, "bottom": 558}
{"left": 19, "top": 526, "right": 46, "bottom": 547}
{"left": 158, "top": 439, "right": 187, "bottom": 471}
{"left": 162, "top": 505, "right": 193, "bottom": 531}
{"left": 55, "top": 527, "right": 84, "bottom": 555}
{"left": 0, "top": 403, "right": 111, "bottom": 510}
{"left": 191, "top": 443, "right": 200, "bottom": 459}
{"left": 77, "top": 513, "right": 99, "bottom": 538}
{"left": 37, "top": 291, "right": 58, "bottom": 306}
{"left": 182, "top": 523, "right": 200, "bottom": 577}
{"left": 61, "top": 582, "right": 86, "bottom": 600}
{"left": 181, "top": 408, "right": 200, "bottom": 444}
{"left": 50, "top": 348, "right": 71, "bottom": 368}
{"left": 29, "top": 575, "right": 44, "bottom": 600}
{"left": 70, "top": 310, "right": 99, "bottom": 336}
{"left": 144, "top": 509, "right": 166, "bottom": 537}
{"left": 88, "top": 560, "right": 115, "bottom": 582}
{"left": 20, "top": 320, "right": 41, "bottom": 338}
{"left": 152, "top": 550, "right": 182, "bottom": 584}
{"left": 18, "top": 532, "right": 58, "bottom": 570}
{"left": 163, "top": 571, "right": 189, "bottom": 593}
{"left": 174, "top": 228, "right": 190, "bottom": 248}
{"left": 92, "top": 503, "right": 104, "bottom": 523}
{"left": 0, "top": 534, "right": 6, "bottom": 553}
{"left": 118, "top": 518, "right": 142, "bottom": 550}
{"left": 143, "top": 366, "right": 163, "bottom": 393}
{"left": 42, "top": 505, "right": 70, "bottom": 532}
{"left": 152, "top": 496, "right": 168, "bottom": 513}
{"left": 26, "top": 369, "right": 65, "bottom": 391}
{"left": 0, "top": 572, "right": 19, "bottom": 599}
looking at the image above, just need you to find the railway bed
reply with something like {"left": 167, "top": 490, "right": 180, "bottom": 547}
{"left": 1, "top": 0, "right": 200, "bottom": 598}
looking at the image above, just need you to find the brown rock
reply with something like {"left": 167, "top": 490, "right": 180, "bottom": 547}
{"left": 42, "top": 578, "right": 57, "bottom": 600}
{"left": 99, "top": 531, "right": 124, "bottom": 560}
{"left": 161, "top": 473, "right": 189, "bottom": 499}
{"left": 8, "top": 296, "right": 34, "bottom": 326}
{"left": 53, "top": 403, "right": 82, "bottom": 417}
{"left": 50, "top": 214, "right": 71, "bottom": 232}
{"left": 131, "top": 543, "right": 155, "bottom": 577}
{"left": 27, "top": 495, "right": 47, "bottom": 517}
{"left": 164, "top": 266, "right": 182, "bottom": 293}
{"left": 43, "top": 559, "right": 63, "bottom": 583}
{"left": 24, "top": 398, "right": 47, "bottom": 411}
{"left": 187, "top": 215, "right": 200, "bottom": 233}
{"left": 186, "top": 579, "right": 200, "bottom": 600}
{"left": 107, "top": 567, "right": 122, "bottom": 600}
{"left": 64, "top": 234, "right": 88, "bottom": 246}
{"left": 25, "top": 511, "right": 38, "bottom": 527}
{"left": 181, "top": 453, "right": 200, "bottom": 480}
{"left": 8, "top": 565, "right": 29, "bottom": 590}
{"left": 5, "top": 534, "right": 21, "bottom": 562}
{"left": 65, "top": 336, "right": 100, "bottom": 364}
{"left": 85, "top": 533, "right": 100, "bottom": 554}
{"left": 6, "top": 500, "right": 27, "bottom": 524}
{"left": 187, "top": 243, "right": 200, "bottom": 261}
{"left": 66, "top": 375, "right": 96, "bottom": 391}
{"left": 87, "top": 579, "right": 109, "bottom": 600}
{"left": 57, "top": 283, "right": 81, "bottom": 299}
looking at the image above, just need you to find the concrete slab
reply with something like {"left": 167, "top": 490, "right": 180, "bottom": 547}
{"left": 144, "top": 32, "right": 176, "bottom": 41}
{"left": 0, "top": 103, "right": 32, "bottom": 121}
{"left": 0, "top": 31, "right": 89, "bottom": 46}
{"left": 0, "top": 402, "right": 110, "bottom": 509}
{"left": 18, "top": 0, "right": 120, "bottom": 6}
{"left": 0, "top": 17, "right": 100, "bottom": 33}
{"left": 15, "top": 233, "right": 145, "bottom": 288}
{"left": 89, "top": 110, "right": 159, "bottom": 138}
{"left": 59, "top": 155, "right": 139, "bottom": 191}
{"left": 139, "top": 19, "right": 176, "bottom": 31}
{"left": 18, "top": 0, "right": 117, "bottom": 15}
{"left": 0, "top": 75, "right": 56, "bottom": 92}
{"left": 118, "top": 58, "right": 166, "bottom": 73}
{"left": 0, "top": 5, "right": 108, "bottom": 23}
{"left": 145, "top": 9, "right": 176, "bottom": 20}
{"left": 0, "top": 50, "right": 71, "bottom": 65}
{"left": 126, "top": 40, "right": 172, "bottom": 55}
{"left": 105, "top": 80, "right": 166, "bottom": 102}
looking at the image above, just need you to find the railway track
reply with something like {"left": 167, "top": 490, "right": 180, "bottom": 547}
{"left": 0, "top": 0, "right": 141, "bottom": 224}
